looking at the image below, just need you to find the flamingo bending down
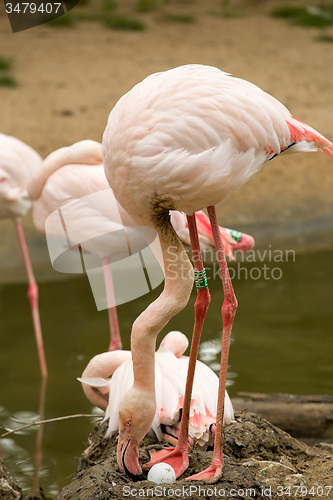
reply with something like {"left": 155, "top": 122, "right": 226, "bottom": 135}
{"left": 102, "top": 64, "right": 333, "bottom": 482}
{"left": 28, "top": 139, "right": 254, "bottom": 351}
{"left": 79, "top": 330, "right": 234, "bottom": 461}
{"left": 0, "top": 133, "right": 47, "bottom": 377}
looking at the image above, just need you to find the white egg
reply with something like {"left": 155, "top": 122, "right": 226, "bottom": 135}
{"left": 147, "top": 463, "right": 176, "bottom": 484}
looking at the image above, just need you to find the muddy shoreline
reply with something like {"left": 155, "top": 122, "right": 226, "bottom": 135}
{"left": 1, "top": 410, "right": 333, "bottom": 500}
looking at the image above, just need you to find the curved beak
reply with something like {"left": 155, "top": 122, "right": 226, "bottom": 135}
{"left": 117, "top": 428, "right": 146, "bottom": 482}
{"left": 233, "top": 233, "right": 255, "bottom": 252}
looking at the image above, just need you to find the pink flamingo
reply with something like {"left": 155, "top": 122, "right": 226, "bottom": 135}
{"left": 0, "top": 133, "right": 47, "bottom": 377}
{"left": 78, "top": 330, "right": 234, "bottom": 461}
{"left": 28, "top": 139, "right": 122, "bottom": 352}
{"left": 28, "top": 139, "right": 254, "bottom": 352}
{"left": 102, "top": 64, "right": 333, "bottom": 482}
{"left": 170, "top": 210, "right": 254, "bottom": 259}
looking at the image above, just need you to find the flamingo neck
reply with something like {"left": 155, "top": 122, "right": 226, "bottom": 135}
{"left": 28, "top": 140, "right": 103, "bottom": 200}
{"left": 82, "top": 351, "right": 131, "bottom": 380}
{"left": 81, "top": 350, "right": 131, "bottom": 410}
{"left": 130, "top": 224, "right": 194, "bottom": 394}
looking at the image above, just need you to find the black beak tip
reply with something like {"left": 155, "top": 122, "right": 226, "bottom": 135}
{"left": 123, "top": 463, "right": 146, "bottom": 482}
{"left": 122, "top": 443, "right": 146, "bottom": 482}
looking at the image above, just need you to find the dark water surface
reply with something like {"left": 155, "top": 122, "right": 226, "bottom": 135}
{"left": 0, "top": 249, "right": 332, "bottom": 495}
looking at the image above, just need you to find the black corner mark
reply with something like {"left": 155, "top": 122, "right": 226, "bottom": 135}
{"left": 63, "top": 0, "right": 79, "bottom": 13}
{"left": 3, "top": 0, "right": 79, "bottom": 33}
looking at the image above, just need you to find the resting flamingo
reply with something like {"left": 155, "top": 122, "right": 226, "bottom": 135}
{"left": 102, "top": 64, "right": 333, "bottom": 482}
{"left": 78, "top": 330, "right": 234, "bottom": 458}
{"left": 28, "top": 139, "right": 254, "bottom": 352}
{"left": 0, "top": 133, "right": 47, "bottom": 377}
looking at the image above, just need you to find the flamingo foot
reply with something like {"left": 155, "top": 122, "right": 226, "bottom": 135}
{"left": 186, "top": 463, "right": 223, "bottom": 483}
{"left": 144, "top": 446, "right": 189, "bottom": 478}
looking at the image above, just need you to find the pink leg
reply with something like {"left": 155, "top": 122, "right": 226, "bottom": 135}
{"left": 145, "top": 213, "right": 211, "bottom": 477}
{"left": 102, "top": 256, "right": 122, "bottom": 351}
{"left": 15, "top": 221, "right": 47, "bottom": 378}
{"left": 187, "top": 205, "right": 238, "bottom": 483}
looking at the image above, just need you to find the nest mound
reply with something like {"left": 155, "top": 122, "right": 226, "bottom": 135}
{"left": 54, "top": 412, "right": 333, "bottom": 500}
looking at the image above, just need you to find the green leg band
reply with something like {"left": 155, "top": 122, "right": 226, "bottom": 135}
{"left": 194, "top": 269, "right": 208, "bottom": 289}
{"left": 226, "top": 228, "right": 242, "bottom": 243}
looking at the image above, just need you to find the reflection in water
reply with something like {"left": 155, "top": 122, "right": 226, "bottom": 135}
{"left": 4, "top": 411, "right": 40, "bottom": 435}
{"left": 199, "top": 338, "right": 222, "bottom": 374}
{"left": 199, "top": 338, "right": 238, "bottom": 386}
{"left": 0, "top": 437, "right": 49, "bottom": 491}
{"left": 0, "top": 249, "right": 332, "bottom": 494}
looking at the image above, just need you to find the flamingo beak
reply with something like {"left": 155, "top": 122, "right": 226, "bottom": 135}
{"left": 233, "top": 233, "right": 255, "bottom": 252}
{"left": 117, "top": 428, "right": 146, "bottom": 481}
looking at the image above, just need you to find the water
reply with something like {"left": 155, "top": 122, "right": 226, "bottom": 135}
{"left": 0, "top": 249, "right": 332, "bottom": 495}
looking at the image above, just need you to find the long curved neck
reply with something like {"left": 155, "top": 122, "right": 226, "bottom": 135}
{"left": 81, "top": 350, "right": 131, "bottom": 410}
{"left": 131, "top": 223, "right": 194, "bottom": 395}
{"left": 28, "top": 140, "right": 103, "bottom": 200}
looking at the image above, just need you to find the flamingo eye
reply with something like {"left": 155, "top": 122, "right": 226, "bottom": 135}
{"left": 126, "top": 421, "right": 131, "bottom": 427}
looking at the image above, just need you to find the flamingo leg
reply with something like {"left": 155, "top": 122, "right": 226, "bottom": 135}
{"left": 145, "top": 213, "right": 211, "bottom": 477}
{"left": 101, "top": 256, "right": 122, "bottom": 351}
{"left": 15, "top": 220, "right": 48, "bottom": 378}
{"left": 187, "top": 205, "right": 238, "bottom": 483}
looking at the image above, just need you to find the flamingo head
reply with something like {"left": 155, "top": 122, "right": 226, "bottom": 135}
{"left": 117, "top": 386, "right": 156, "bottom": 481}
{"left": 231, "top": 232, "right": 255, "bottom": 253}
{"left": 158, "top": 330, "right": 188, "bottom": 358}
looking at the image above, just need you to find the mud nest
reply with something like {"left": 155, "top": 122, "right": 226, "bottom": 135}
{"left": 53, "top": 412, "right": 333, "bottom": 500}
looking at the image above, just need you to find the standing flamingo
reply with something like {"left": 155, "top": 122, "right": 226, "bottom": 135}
{"left": 27, "top": 139, "right": 122, "bottom": 352}
{"left": 78, "top": 331, "right": 234, "bottom": 458}
{"left": 0, "top": 133, "right": 47, "bottom": 377}
{"left": 102, "top": 64, "right": 333, "bottom": 482}
{"left": 28, "top": 139, "right": 254, "bottom": 352}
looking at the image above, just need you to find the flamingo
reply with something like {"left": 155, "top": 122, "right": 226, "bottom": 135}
{"left": 78, "top": 330, "right": 234, "bottom": 460}
{"left": 0, "top": 133, "right": 47, "bottom": 377}
{"left": 28, "top": 139, "right": 254, "bottom": 352}
{"left": 27, "top": 139, "right": 122, "bottom": 352}
{"left": 170, "top": 210, "right": 254, "bottom": 259}
{"left": 102, "top": 64, "right": 333, "bottom": 482}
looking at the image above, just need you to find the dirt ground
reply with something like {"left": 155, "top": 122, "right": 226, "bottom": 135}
{"left": 2, "top": 411, "right": 332, "bottom": 500}
{"left": 1, "top": 0, "right": 333, "bottom": 282}
{"left": 63, "top": 412, "right": 333, "bottom": 500}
